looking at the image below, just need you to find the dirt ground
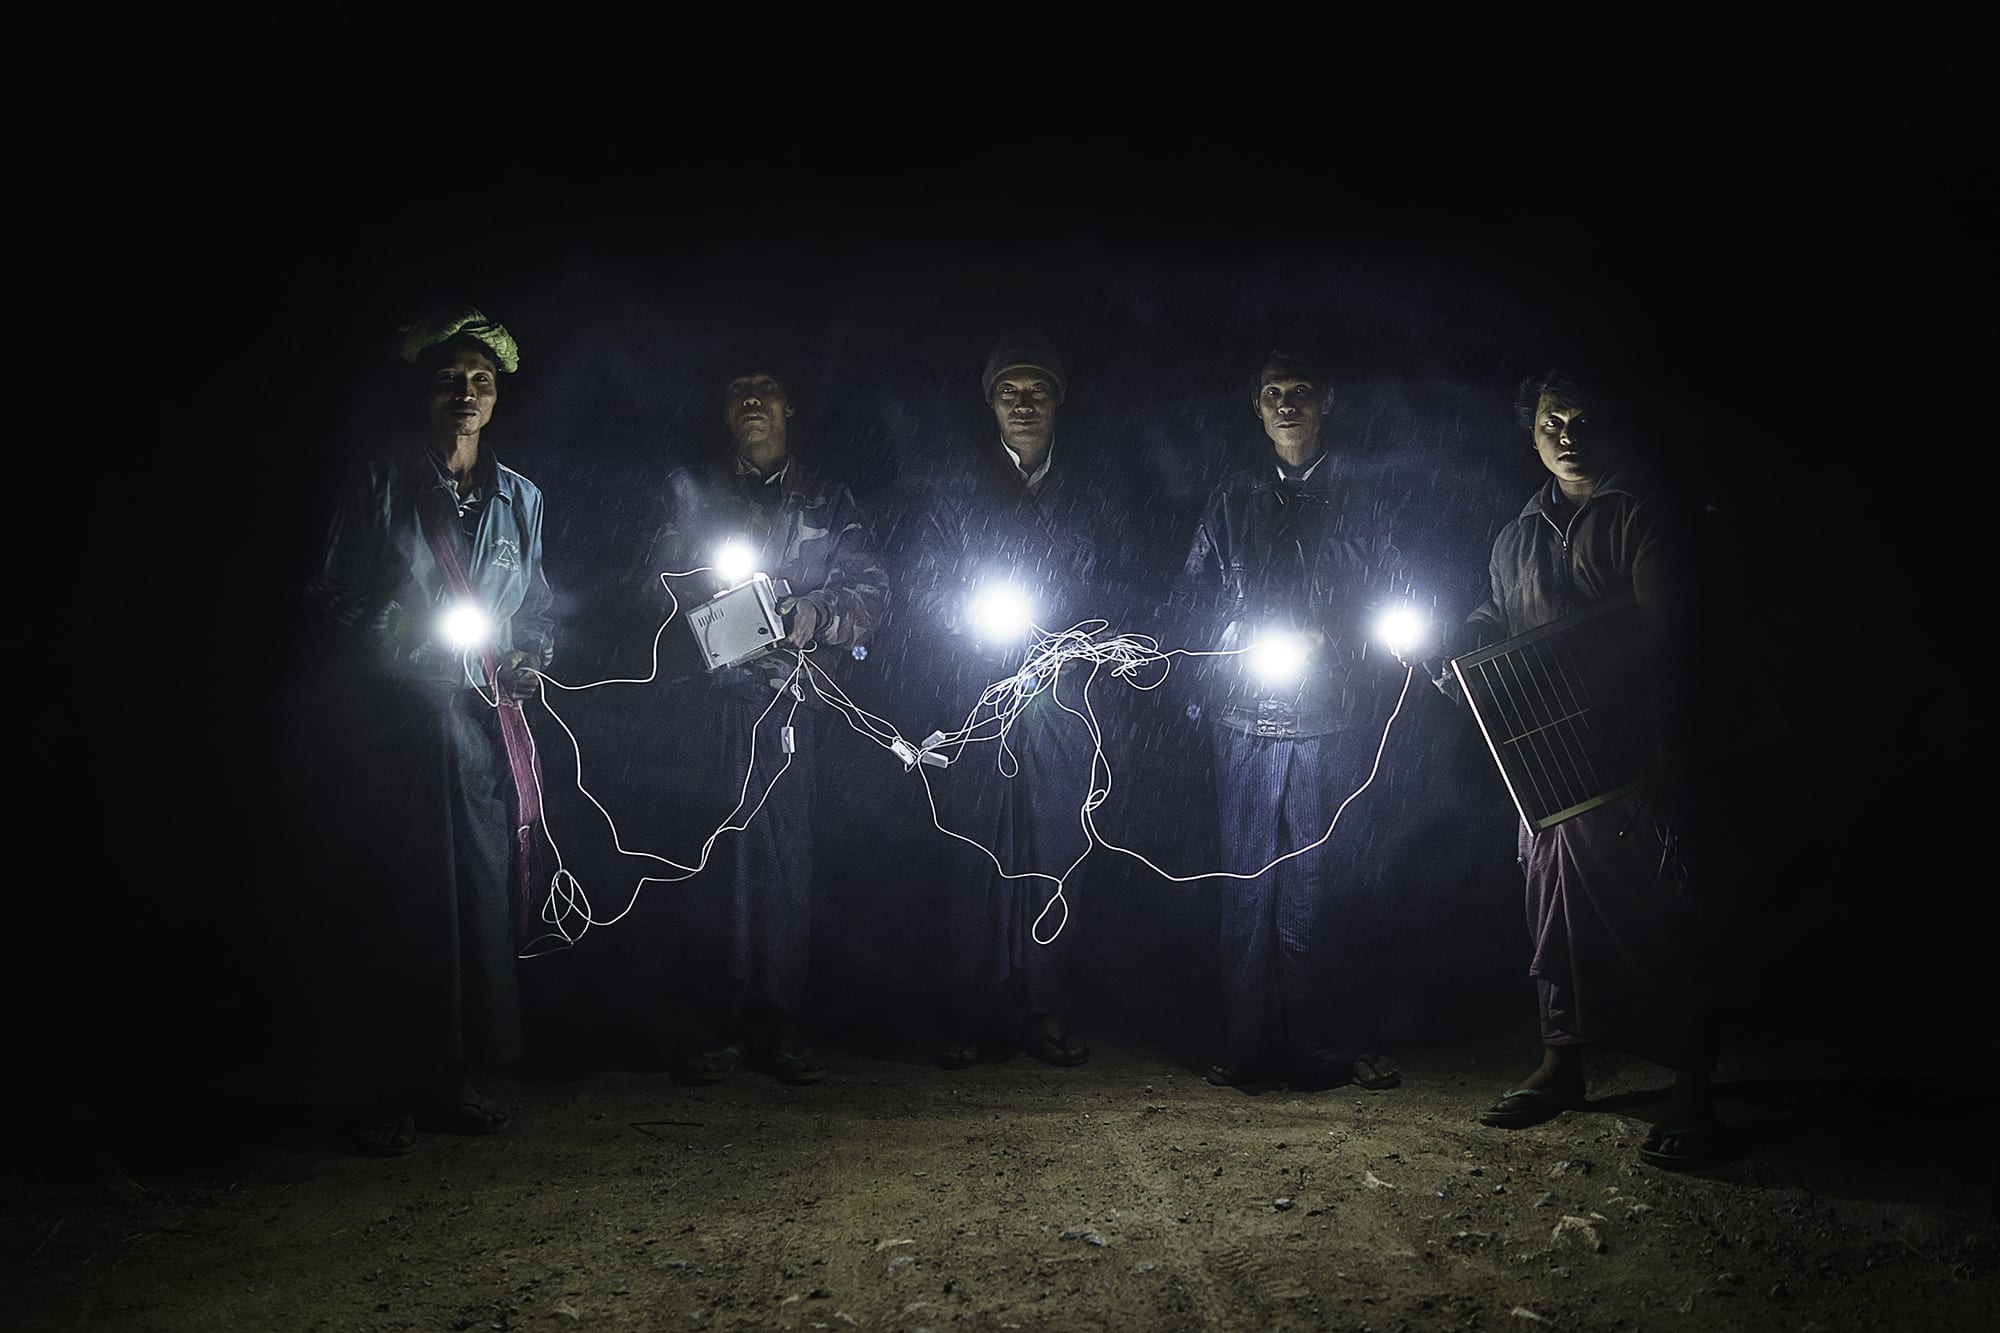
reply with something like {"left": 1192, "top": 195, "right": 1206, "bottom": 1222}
{"left": 7, "top": 1008, "right": 1997, "bottom": 1333}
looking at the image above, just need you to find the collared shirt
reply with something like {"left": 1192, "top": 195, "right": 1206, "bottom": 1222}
{"left": 1274, "top": 450, "right": 1328, "bottom": 484}
{"left": 1001, "top": 439, "right": 1055, "bottom": 495}
{"left": 424, "top": 446, "right": 497, "bottom": 542}
{"left": 310, "top": 442, "right": 555, "bottom": 682}
{"left": 733, "top": 452, "right": 793, "bottom": 488}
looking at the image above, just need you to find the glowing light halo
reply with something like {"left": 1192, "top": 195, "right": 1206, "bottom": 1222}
{"left": 1248, "top": 627, "right": 1310, "bottom": 686}
{"left": 513, "top": 582, "right": 1422, "bottom": 957}
{"left": 1373, "top": 606, "right": 1427, "bottom": 658}
{"left": 438, "top": 601, "right": 493, "bottom": 651}
{"left": 968, "top": 582, "right": 1036, "bottom": 643}
{"left": 713, "top": 537, "right": 759, "bottom": 587}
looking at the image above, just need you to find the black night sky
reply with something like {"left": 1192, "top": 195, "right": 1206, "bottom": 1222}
{"left": 32, "top": 11, "right": 1994, "bottom": 1088}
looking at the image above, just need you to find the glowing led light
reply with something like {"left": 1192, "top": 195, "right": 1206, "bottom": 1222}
{"left": 1374, "top": 607, "right": 1427, "bottom": 658}
{"left": 969, "top": 584, "right": 1035, "bottom": 643}
{"left": 1249, "top": 628, "right": 1310, "bottom": 686}
{"left": 438, "top": 601, "right": 492, "bottom": 651}
{"left": 713, "top": 538, "right": 758, "bottom": 586}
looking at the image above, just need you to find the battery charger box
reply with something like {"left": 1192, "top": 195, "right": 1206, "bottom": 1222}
{"left": 686, "top": 575, "right": 791, "bottom": 670}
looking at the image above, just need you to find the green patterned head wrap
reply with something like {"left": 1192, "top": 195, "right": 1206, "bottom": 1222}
{"left": 398, "top": 305, "right": 520, "bottom": 373}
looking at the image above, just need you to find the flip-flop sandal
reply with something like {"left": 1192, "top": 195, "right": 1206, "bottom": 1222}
{"left": 1479, "top": 1086, "right": 1580, "bottom": 1129}
{"left": 425, "top": 1088, "right": 510, "bottom": 1136}
{"left": 1638, "top": 1118, "right": 1726, "bottom": 1169}
{"left": 1028, "top": 1032, "right": 1090, "bottom": 1067}
{"left": 1352, "top": 1055, "right": 1403, "bottom": 1090}
{"left": 772, "top": 1049, "right": 826, "bottom": 1085}
{"left": 355, "top": 1112, "right": 419, "bottom": 1157}
{"left": 681, "top": 1044, "right": 742, "bottom": 1084}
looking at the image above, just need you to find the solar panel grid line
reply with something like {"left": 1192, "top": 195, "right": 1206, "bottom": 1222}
{"left": 1494, "top": 654, "right": 1558, "bottom": 814}
{"left": 1546, "top": 632, "right": 1610, "bottom": 800}
{"left": 1521, "top": 640, "right": 1586, "bottom": 808}
{"left": 1450, "top": 593, "right": 1650, "bottom": 830}
{"left": 1482, "top": 656, "right": 1553, "bottom": 813}
{"left": 1510, "top": 642, "right": 1581, "bottom": 811}
{"left": 1490, "top": 654, "right": 1550, "bottom": 808}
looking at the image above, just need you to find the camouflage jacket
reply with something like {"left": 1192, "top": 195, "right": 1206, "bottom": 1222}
{"left": 631, "top": 453, "right": 888, "bottom": 694}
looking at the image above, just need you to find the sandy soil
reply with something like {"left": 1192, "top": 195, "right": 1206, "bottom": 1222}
{"left": 8, "top": 1014, "right": 1996, "bottom": 1332}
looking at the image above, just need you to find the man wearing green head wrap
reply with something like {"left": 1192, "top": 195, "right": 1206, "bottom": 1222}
{"left": 304, "top": 304, "right": 555, "bottom": 1155}
{"left": 398, "top": 305, "right": 523, "bottom": 374}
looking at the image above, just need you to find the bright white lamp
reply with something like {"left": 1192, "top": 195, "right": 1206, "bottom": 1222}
{"left": 1249, "top": 628, "right": 1310, "bottom": 686}
{"left": 1373, "top": 606, "right": 1427, "bottom": 658}
{"left": 438, "top": 601, "right": 492, "bottom": 652}
{"left": 713, "top": 538, "right": 758, "bottom": 586}
{"left": 969, "top": 583, "right": 1035, "bottom": 643}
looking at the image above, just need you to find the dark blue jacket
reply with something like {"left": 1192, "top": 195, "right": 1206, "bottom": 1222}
{"left": 893, "top": 438, "right": 1140, "bottom": 726}
{"left": 1171, "top": 449, "right": 1409, "bottom": 739}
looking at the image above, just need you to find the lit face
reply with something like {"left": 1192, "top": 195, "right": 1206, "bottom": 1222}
{"left": 990, "top": 368, "right": 1059, "bottom": 456}
{"left": 426, "top": 343, "right": 500, "bottom": 440}
{"left": 724, "top": 370, "right": 792, "bottom": 454}
{"left": 723, "top": 371, "right": 794, "bottom": 451}
{"left": 1256, "top": 368, "right": 1323, "bottom": 455}
{"left": 1529, "top": 393, "right": 1601, "bottom": 493}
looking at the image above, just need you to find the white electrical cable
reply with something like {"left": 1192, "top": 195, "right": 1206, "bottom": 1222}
{"left": 479, "top": 565, "right": 809, "bottom": 957}
{"left": 498, "top": 567, "right": 1418, "bottom": 955}
{"left": 789, "top": 618, "right": 1417, "bottom": 943}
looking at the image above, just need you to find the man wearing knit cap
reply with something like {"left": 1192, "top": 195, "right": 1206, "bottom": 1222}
{"left": 981, "top": 334, "right": 1068, "bottom": 494}
{"left": 896, "top": 331, "right": 1137, "bottom": 1070}
{"left": 301, "top": 304, "right": 556, "bottom": 1154}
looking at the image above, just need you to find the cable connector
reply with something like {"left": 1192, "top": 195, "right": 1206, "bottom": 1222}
{"left": 890, "top": 738, "right": 919, "bottom": 769}
{"left": 918, "top": 730, "right": 952, "bottom": 768}
{"left": 780, "top": 725, "right": 796, "bottom": 754}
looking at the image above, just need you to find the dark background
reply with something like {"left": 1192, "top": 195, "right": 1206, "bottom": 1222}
{"left": 31, "top": 10, "right": 1992, "bottom": 1080}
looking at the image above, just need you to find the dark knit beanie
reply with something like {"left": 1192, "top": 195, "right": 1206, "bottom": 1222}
{"left": 981, "top": 333, "right": 1067, "bottom": 403}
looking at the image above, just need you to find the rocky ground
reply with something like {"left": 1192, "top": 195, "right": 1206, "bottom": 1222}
{"left": 6, "top": 1010, "right": 1996, "bottom": 1332}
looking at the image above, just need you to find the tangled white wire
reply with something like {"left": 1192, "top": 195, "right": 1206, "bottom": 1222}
{"left": 796, "top": 620, "right": 1416, "bottom": 945}
{"left": 487, "top": 580, "right": 1416, "bottom": 957}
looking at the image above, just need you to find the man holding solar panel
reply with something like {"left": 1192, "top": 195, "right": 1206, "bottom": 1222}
{"left": 1445, "top": 369, "right": 1722, "bottom": 1169}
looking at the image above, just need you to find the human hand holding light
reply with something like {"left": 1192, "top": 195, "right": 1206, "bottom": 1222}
{"left": 496, "top": 649, "right": 542, "bottom": 703}
{"left": 1372, "top": 607, "right": 1436, "bottom": 668}
{"left": 781, "top": 596, "right": 821, "bottom": 649}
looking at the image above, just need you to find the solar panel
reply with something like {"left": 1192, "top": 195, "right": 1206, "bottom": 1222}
{"left": 1450, "top": 593, "right": 1652, "bottom": 830}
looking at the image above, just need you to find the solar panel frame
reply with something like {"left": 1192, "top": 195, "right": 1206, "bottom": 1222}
{"left": 1450, "top": 593, "right": 1652, "bottom": 830}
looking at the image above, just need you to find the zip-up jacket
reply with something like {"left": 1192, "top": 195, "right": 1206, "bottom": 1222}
{"left": 1451, "top": 468, "right": 1700, "bottom": 756}
{"left": 1169, "top": 450, "right": 1409, "bottom": 739}
{"left": 1464, "top": 469, "right": 1685, "bottom": 643}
